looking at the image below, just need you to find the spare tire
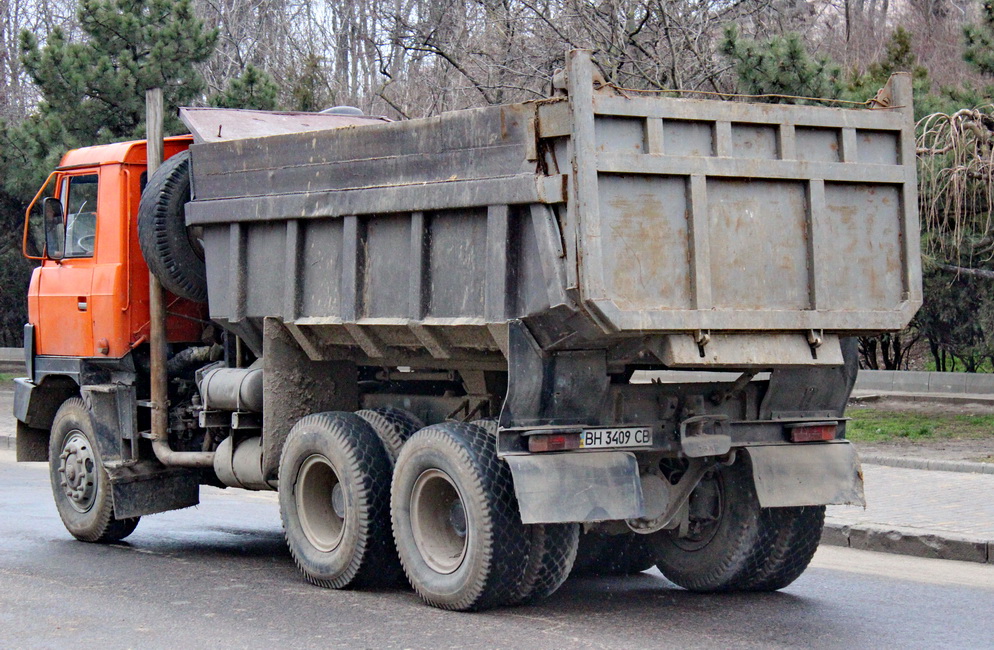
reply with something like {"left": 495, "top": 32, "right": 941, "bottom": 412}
{"left": 138, "top": 150, "right": 207, "bottom": 302}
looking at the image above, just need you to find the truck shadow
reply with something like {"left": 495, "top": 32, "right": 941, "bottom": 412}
{"left": 542, "top": 570, "right": 813, "bottom": 613}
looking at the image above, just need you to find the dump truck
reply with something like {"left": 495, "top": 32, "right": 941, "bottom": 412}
{"left": 13, "top": 51, "right": 920, "bottom": 611}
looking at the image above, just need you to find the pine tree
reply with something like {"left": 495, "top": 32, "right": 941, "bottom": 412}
{"left": 1, "top": 0, "right": 217, "bottom": 198}
{"left": 719, "top": 26, "right": 844, "bottom": 103}
{"left": 964, "top": 1, "right": 994, "bottom": 76}
{"left": 289, "top": 53, "right": 331, "bottom": 113}
{"left": 845, "top": 27, "right": 943, "bottom": 119}
{"left": 20, "top": 0, "right": 217, "bottom": 139}
{"left": 0, "top": 0, "right": 219, "bottom": 346}
{"left": 210, "top": 65, "right": 280, "bottom": 111}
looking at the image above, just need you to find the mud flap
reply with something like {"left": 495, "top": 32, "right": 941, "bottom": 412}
{"left": 106, "top": 462, "right": 200, "bottom": 519}
{"left": 84, "top": 384, "right": 200, "bottom": 518}
{"left": 504, "top": 451, "right": 643, "bottom": 524}
{"left": 747, "top": 442, "right": 865, "bottom": 508}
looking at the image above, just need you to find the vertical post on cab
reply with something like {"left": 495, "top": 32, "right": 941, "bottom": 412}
{"left": 146, "top": 87, "right": 169, "bottom": 458}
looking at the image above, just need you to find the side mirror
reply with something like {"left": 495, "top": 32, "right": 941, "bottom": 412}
{"left": 43, "top": 197, "right": 65, "bottom": 260}
{"left": 24, "top": 203, "right": 46, "bottom": 258}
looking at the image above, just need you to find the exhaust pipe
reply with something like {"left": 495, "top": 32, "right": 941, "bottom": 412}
{"left": 149, "top": 274, "right": 215, "bottom": 469}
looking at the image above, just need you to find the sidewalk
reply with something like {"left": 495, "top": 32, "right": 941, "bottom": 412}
{"left": 824, "top": 463, "right": 994, "bottom": 563}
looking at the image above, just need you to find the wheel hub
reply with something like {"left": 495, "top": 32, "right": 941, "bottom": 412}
{"left": 673, "top": 470, "right": 723, "bottom": 550}
{"left": 410, "top": 469, "right": 468, "bottom": 574}
{"left": 58, "top": 431, "right": 97, "bottom": 513}
{"left": 295, "top": 455, "right": 346, "bottom": 552}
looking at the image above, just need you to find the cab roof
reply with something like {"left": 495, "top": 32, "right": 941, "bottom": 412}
{"left": 58, "top": 135, "right": 193, "bottom": 169}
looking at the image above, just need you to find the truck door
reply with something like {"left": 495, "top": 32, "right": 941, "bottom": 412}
{"left": 34, "top": 173, "right": 98, "bottom": 357}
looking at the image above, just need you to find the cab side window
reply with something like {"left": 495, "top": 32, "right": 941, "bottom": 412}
{"left": 63, "top": 174, "right": 99, "bottom": 258}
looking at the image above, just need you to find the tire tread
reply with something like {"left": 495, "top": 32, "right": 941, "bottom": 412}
{"left": 737, "top": 506, "right": 825, "bottom": 591}
{"left": 279, "top": 412, "right": 400, "bottom": 590}
{"left": 355, "top": 407, "right": 424, "bottom": 463}
{"left": 393, "top": 422, "right": 529, "bottom": 611}
{"left": 137, "top": 150, "right": 207, "bottom": 302}
{"left": 518, "top": 523, "right": 579, "bottom": 603}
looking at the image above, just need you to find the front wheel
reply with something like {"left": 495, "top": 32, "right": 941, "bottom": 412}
{"left": 49, "top": 398, "right": 139, "bottom": 543}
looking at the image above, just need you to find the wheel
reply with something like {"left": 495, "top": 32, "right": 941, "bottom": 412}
{"left": 570, "top": 530, "right": 609, "bottom": 576}
{"left": 355, "top": 407, "right": 425, "bottom": 463}
{"left": 49, "top": 398, "right": 140, "bottom": 543}
{"left": 468, "top": 417, "right": 574, "bottom": 604}
{"left": 571, "top": 531, "right": 657, "bottom": 577}
{"left": 517, "top": 523, "right": 579, "bottom": 603}
{"left": 470, "top": 418, "right": 498, "bottom": 436}
{"left": 278, "top": 412, "right": 400, "bottom": 589}
{"left": 391, "top": 422, "right": 530, "bottom": 611}
{"left": 736, "top": 505, "right": 825, "bottom": 591}
{"left": 653, "top": 454, "right": 776, "bottom": 592}
{"left": 137, "top": 150, "right": 207, "bottom": 302}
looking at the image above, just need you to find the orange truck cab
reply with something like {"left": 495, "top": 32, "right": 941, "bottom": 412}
{"left": 14, "top": 136, "right": 205, "bottom": 458}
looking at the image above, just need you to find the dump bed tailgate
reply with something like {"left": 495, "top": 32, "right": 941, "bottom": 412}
{"left": 553, "top": 51, "right": 920, "bottom": 337}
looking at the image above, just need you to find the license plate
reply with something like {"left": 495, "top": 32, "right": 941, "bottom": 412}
{"left": 579, "top": 427, "right": 652, "bottom": 449}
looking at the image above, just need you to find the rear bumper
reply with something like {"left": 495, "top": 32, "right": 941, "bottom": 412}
{"left": 503, "top": 441, "right": 864, "bottom": 525}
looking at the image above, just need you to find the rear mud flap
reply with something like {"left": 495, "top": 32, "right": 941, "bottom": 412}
{"left": 505, "top": 451, "right": 643, "bottom": 524}
{"left": 747, "top": 442, "right": 865, "bottom": 508}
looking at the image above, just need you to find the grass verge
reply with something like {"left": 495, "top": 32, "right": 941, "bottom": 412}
{"left": 847, "top": 408, "right": 994, "bottom": 443}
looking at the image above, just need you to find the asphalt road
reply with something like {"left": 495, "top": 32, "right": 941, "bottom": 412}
{"left": 1, "top": 449, "right": 993, "bottom": 649}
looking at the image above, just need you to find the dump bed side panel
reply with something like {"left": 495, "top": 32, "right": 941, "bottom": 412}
{"left": 561, "top": 51, "right": 921, "bottom": 335}
{"left": 185, "top": 104, "right": 573, "bottom": 362}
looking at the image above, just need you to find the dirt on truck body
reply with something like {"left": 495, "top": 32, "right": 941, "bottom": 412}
{"left": 13, "top": 50, "right": 920, "bottom": 611}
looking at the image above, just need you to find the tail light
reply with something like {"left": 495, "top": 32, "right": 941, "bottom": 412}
{"left": 787, "top": 423, "right": 837, "bottom": 443}
{"left": 528, "top": 433, "right": 581, "bottom": 453}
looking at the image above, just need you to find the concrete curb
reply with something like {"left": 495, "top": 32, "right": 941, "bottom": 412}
{"left": 854, "top": 369, "right": 994, "bottom": 395}
{"left": 860, "top": 454, "right": 994, "bottom": 475}
{"left": 850, "top": 391, "right": 994, "bottom": 406}
{"left": 0, "top": 348, "right": 23, "bottom": 374}
{"left": 823, "top": 521, "right": 993, "bottom": 564}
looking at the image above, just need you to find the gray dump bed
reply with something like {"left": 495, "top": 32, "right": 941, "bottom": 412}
{"left": 182, "top": 51, "right": 920, "bottom": 369}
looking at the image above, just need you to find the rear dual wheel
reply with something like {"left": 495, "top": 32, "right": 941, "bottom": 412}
{"left": 653, "top": 454, "right": 823, "bottom": 592}
{"left": 279, "top": 412, "right": 401, "bottom": 589}
{"left": 281, "top": 414, "right": 578, "bottom": 608}
{"left": 391, "top": 422, "right": 532, "bottom": 611}
{"left": 355, "top": 407, "right": 425, "bottom": 463}
{"left": 736, "top": 505, "right": 825, "bottom": 591}
{"left": 571, "top": 530, "right": 657, "bottom": 577}
{"left": 469, "top": 417, "right": 579, "bottom": 602}
{"left": 519, "top": 522, "right": 579, "bottom": 603}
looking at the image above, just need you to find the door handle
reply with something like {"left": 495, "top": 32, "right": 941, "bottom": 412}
{"left": 77, "top": 296, "right": 88, "bottom": 311}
